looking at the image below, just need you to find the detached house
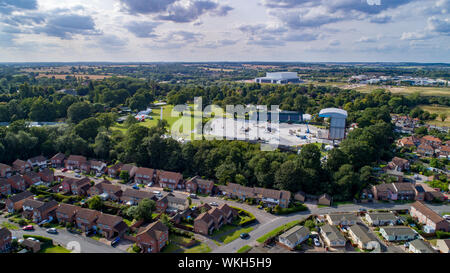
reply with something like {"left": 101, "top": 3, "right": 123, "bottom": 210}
{"left": 410, "top": 201, "right": 450, "bottom": 232}
{"left": 409, "top": 239, "right": 435, "bottom": 253}
{"left": 108, "top": 163, "right": 123, "bottom": 178}
{"left": 136, "top": 221, "right": 169, "bottom": 253}
{"left": 185, "top": 176, "right": 214, "bottom": 195}
{"left": 121, "top": 188, "right": 155, "bottom": 205}
{"left": 119, "top": 164, "right": 137, "bottom": 180}
{"left": 61, "top": 177, "right": 91, "bottom": 196}
{"left": 365, "top": 212, "right": 397, "bottom": 226}
{"left": 38, "top": 168, "right": 54, "bottom": 184}
{"left": 379, "top": 226, "right": 417, "bottom": 242}
{"left": 66, "top": 155, "right": 87, "bottom": 170}
{"left": 27, "top": 155, "right": 47, "bottom": 169}
{"left": 372, "top": 183, "right": 416, "bottom": 201}
{"left": 157, "top": 194, "right": 189, "bottom": 213}
{"left": 0, "top": 178, "right": 11, "bottom": 196}
{"left": 101, "top": 184, "right": 123, "bottom": 201}
{"left": 7, "top": 175, "right": 26, "bottom": 192}
{"left": 50, "top": 152, "right": 65, "bottom": 168}
{"left": 134, "top": 167, "right": 155, "bottom": 184}
{"left": 278, "top": 226, "right": 310, "bottom": 250}
{"left": 218, "top": 204, "right": 237, "bottom": 224}
{"left": 320, "top": 224, "right": 346, "bottom": 247}
{"left": 387, "top": 157, "right": 410, "bottom": 172}
{"left": 88, "top": 180, "right": 112, "bottom": 196}
{"left": 421, "top": 135, "right": 442, "bottom": 148}
{"left": 96, "top": 213, "right": 128, "bottom": 239}
{"left": 0, "top": 163, "right": 12, "bottom": 178}
{"left": 326, "top": 213, "right": 359, "bottom": 226}
{"left": 55, "top": 203, "right": 80, "bottom": 225}
{"left": 157, "top": 170, "right": 184, "bottom": 190}
{"left": 90, "top": 160, "right": 107, "bottom": 174}
{"left": 347, "top": 224, "right": 380, "bottom": 250}
{"left": 13, "top": 159, "right": 31, "bottom": 174}
{"left": 436, "top": 239, "right": 450, "bottom": 253}
{"left": 5, "top": 191, "right": 34, "bottom": 212}
{"left": 222, "top": 183, "right": 291, "bottom": 208}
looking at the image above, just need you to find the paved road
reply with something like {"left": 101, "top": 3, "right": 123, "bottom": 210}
{"left": 0, "top": 218, "right": 126, "bottom": 253}
{"left": 212, "top": 202, "right": 450, "bottom": 253}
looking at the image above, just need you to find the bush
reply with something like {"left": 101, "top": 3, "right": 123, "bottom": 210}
{"left": 17, "top": 219, "right": 27, "bottom": 226}
{"left": 23, "top": 235, "right": 53, "bottom": 247}
{"left": 436, "top": 231, "right": 450, "bottom": 239}
{"left": 273, "top": 203, "right": 308, "bottom": 215}
{"left": 132, "top": 243, "right": 141, "bottom": 253}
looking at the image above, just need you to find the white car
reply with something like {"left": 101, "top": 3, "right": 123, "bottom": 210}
{"left": 314, "top": 238, "right": 321, "bottom": 247}
{"left": 209, "top": 202, "right": 218, "bottom": 206}
{"left": 444, "top": 215, "right": 450, "bottom": 220}
{"left": 152, "top": 191, "right": 161, "bottom": 194}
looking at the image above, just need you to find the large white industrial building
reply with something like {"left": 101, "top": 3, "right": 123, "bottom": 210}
{"left": 254, "top": 72, "right": 302, "bottom": 84}
{"left": 319, "top": 108, "right": 348, "bottom": 140}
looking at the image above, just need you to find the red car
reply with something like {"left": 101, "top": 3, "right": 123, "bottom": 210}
{"left": 62, "top": 168, "right": 68, "bottom": 172}
{"left": 22, "top": 225, "right": 34, "bottom": 231}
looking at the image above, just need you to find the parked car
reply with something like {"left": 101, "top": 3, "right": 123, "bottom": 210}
{"left": 46, "top": 228, "right": 58, "bottom": 234}
{"left": 95, "top": 173, "right": 102, "bottom": 178}
{"left": 443, "top": 215, "right": 450, "bottom": 220}
{"left": 75, "top": 169, "right": 81, "bottom": 173}
{"left": 22, "top": 225, "right": 34, "bottom": 231}
{"left": 209, "top": 202, "right": 218, "bottom": 206}
{"left": 314, "top": 238, "right": 321, "bottom": 247}
{"left": 111, "top": 237, "right": 120, "bottom": 247}
{"left": 132, "top": 184, "right": 140, "bottom": 190}
{"left": 62, "top": 168, "right": 68, "bottom": 172}
{"left": 85, "top": 229, "right": 96, "bottom": 236}
{"left": 75, "top": 174, "right": 81, "bottom": 178}
{"left": 152, "top": 191, "right": 161, "bottom": 194}
{"left": 189, "top": 193, "right": 198, "bottom": 199}
{"left": 147, "top": 182, "right": 153, "bottom": 187}
{"left": 240, "top": 233, "right": 250, "bottom": 239}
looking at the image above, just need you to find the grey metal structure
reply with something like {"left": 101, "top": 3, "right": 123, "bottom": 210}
{"left": 319, "top": 108, "right": 348, "bottom": 140}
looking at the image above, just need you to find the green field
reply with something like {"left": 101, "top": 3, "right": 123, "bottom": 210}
{"left": 219, "top": 226, "right": 254, "bottom": 244}
{"left": 236, "top": 245, "right": 252, "bottom": 253}
{"left": 1, "top": 222, "right": 19, "bottom": 230}
{"left": 419, "top": 104, "right": 450, "bottom": 127}
{"left": 356, "top": 85, "right": 450, "bottom": 97}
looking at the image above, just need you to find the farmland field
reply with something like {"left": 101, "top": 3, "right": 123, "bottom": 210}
{"left": 419, "top": 105, "right": 450, "bottom": 127}
{"left": 354, "top": 85, "right": 450, "bottom": 97}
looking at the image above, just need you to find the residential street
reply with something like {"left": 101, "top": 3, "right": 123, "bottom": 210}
{"left": 0, "top": 217, "right": 126, "bottom": 253}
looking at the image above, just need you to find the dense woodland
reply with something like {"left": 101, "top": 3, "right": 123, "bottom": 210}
{"left": 0, "top": 64, "right": 449, "bottom": 201}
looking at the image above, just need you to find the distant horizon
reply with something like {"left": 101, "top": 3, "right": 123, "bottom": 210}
{"left": 1, "top": 61, "right": 450, "bottom": 65}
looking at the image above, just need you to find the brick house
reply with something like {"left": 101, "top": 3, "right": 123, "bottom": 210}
{"left": 136, "top": 221, "right": 169, "bottom": 253}
{"left": 121, "top": 188, "right": 156, "bottom": 205}
{"left": 107, "top": 163, "right": 123, "bottom": 178}
{"left": 387, "top": 157, "right": 410, "bottom": 171}
{"left": 38, "top": 168, "right": 54, "bottom": 184}
{"left": 0, "top": 227, "right": 12, "bottom": 253}
{"left": 318, "top": 193, "right": 332, "bottom": 206}
{"left": 119, "top": 164, "right": 137, "bottom": 180}
{"left": 22, "top": 199, "right": 58, "bottom": 223}
{"left": 414, "top": 185, "right": 426, "bottom": 201}
{"left": 425, "top": 191, "right": 446, "bottom": 202}
{"left": 439, "top": 145, "right": 450, "bottom": 157}
{"left": 5, "top": 191, "right": 34, "bottom": 212}
{"left": 23, "top": 171, "right": 43, "bottom": 187}
{"left": 218, "top": 204, "right": 237, "bottom": 224}
{"left": 101, "top": 183, "right": 123, "bottom": 201}
{"left": 421, "top": 135, "right": 442, "bottom": 148}
{"left": 134, "top": 167, "right": 155, "bottom": 184}
{"left": 96, "top": 213, "right": 128, "bottom": 239}
{"left": 0, "top": 163, "right": 12, "bottom": 178}
{"left": 417, "top": 143, "right": 435, "bottom": 157}
{"left": 372, "top": 183, "right": 416, "bottom": 201}
{"left": 410, "top": 201, "right": 450, "bottom": 232}
{"left": 0, "top": 178, "right": 12, "bottom": 196}
{"left": 27, "top": 155, "right": 47, "bottom": 170}
{"left": 185, "top": 176, "right": 214, "bottom": 194}
{"left": 157, "top": 194, "right": 189, "bottom": 213}
{"left": 50, "top": 152, "right": 65, "bottom": 168}
{"left": 208, "top": 207, "right": 225, "bottom": 229}
{"left": 7, "top": 175, "right": 26, "bottom": 192}
{"left": 87, "top": 180, "right": 112, "bottom": 196}
{"left": 157, "top": 170, "right": 184, "bottom": 190}
{"left": 75, "top": 208, "right": 101, "bottom": 232}
{"left": 90, "top": 160, "right": 107, "bottom": 174}
{"left": 61, "top": 177, "right": 91, "bottom": 195}
{"left": 12, "top": 159, "right": 31, "bottom": 174}
{"left": 55, "top": 203, "right": 80, "bottom": 225}
{"left": 194, "top": 212, "right": 215, "bottom": 235}
{"left": 66, "top": 155, "right": 87, "bottom": 170}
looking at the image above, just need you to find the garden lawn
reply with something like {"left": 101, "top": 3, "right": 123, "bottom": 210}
{"left": 219, "top": 227, "right": 254, "bottom": 244}
{"left": 39, "top": 245, "right": 71, "bottom": 253}
{"left": 256, "top": 220, "right": 301, "bottom": 243}
{"left": 183, "top": 243, "right": 212, "bottom": 253}
{"left": 1, "top": 222, "right": 19, "bottom": 230}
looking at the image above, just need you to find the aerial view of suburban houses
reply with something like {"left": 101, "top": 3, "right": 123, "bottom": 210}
{"left": 0, "top": 1, "right": 450, "bottom": 263}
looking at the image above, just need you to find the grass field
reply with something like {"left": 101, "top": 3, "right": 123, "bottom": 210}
{"left": 1, "top": 222, "right": 19, "bottom": 230}
{"left": 218, "top": 226, "right": 254, "bottom": 244}
{"left": 419, "top": 104, "right": 450, "bottom": 127}
{"left": 355, "top": 85, "right": 450, "bottom": 97}
{"left": 236, "top": 245, "right": 252, "bottom": 253}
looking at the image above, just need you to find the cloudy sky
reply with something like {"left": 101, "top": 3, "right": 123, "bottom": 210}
{"left": 0, "top": 0, "right": 449, "bottom": 62}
